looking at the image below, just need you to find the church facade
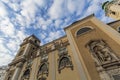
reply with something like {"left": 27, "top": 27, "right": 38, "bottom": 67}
{"left": 4, "top": 14, "right": 120, "bottom": 80}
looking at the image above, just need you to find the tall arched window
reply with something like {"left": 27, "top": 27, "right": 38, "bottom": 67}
{"left": 117, "top": 27, "right": 120, "bottom": 33}
{"left": 58, "top": 56, "right": 73, "bottom": 73}
{"left": 7, "top": 76, "right": 11, "bottom": 80}
{"left": 59, "top": 57, "right": 70, "bottom": 68}
{"left": 22, "top": 69, "right": 30, "bottom": 79}
{"left": 76, "top": 27, "right": 93, "bottom": 36}
{"left": 38, "top": 77, "right": 46, "bottom": 80}
{"left": 38, "top": 63, "right": 48, "bottom": 76}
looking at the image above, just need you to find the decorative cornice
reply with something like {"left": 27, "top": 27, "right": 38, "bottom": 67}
{"left": 9, "top": 55, "right": 26, "bottom": 66}
{"left": 20, "top": 40, "right": 40, "bottom": 47}
{"left": 16, "top": 62, "right": 24, "bottom": 68}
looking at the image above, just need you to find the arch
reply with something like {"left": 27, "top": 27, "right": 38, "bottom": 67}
{"left": 76, "top": 27, "right": 93, "bottom": 36}
{"left": 59, "top": 57, "right": 70, "bottom": 68}
{"left": 7, "top": 76, "right": 11, "bottom": 80}
{"left": 58, "top": 56, "right": 73, "bottom": 73}
{"left": 22, "top": 69, "right": 30, "bottom": 79}
{"left": 38, "top": 77, "right": 46, "bottom": 80}
{"left": 117, "top": 27, "right": 120, "bottom": 33}
{"left": 38, "top": 62, "right": 48, "bottom": 76}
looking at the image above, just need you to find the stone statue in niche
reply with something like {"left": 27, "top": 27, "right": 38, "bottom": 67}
{"left": 93, "top": 45, "right": 112, "bottom": 62}
{"left": 88, "top": 40, "right": 118, "bottom": 64}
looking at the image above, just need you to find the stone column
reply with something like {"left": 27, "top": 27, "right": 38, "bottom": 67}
{"left": 23, "top": 43, "right": 31, "bottom": 56}
{"left": 11, "top": 62, "right": 23, "bottom": 80}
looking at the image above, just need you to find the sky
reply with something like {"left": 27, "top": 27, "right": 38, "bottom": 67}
{"left": 0, "top": 0, "right": 114, "bottom": 66}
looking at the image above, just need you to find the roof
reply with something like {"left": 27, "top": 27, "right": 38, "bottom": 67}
{"left": 24, "top": 34, "right": 41, "bottom": 42}
{"left": 107, "top": 20, "right": 120, "bottom": 25}
{"left": 64, "top": 14, "right": 94, "bottom": 30}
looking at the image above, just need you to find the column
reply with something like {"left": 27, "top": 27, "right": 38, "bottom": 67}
{"left": 11, "top": 62, "right": 23, "bottom": 80}
{"left": 23, "top": 43, "right": 31, "bottom": 56}
{"left": 65, "top": 30, "right": 87, "bottom": 80}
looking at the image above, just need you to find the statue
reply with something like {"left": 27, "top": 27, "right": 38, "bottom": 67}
{"left": 88, "top": 40, "right": 115, "bottom": 64}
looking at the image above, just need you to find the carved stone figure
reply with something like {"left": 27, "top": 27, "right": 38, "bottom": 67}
{"left": 88, "top": 40, "right": 117, "bottom": 64}
{"left": 93, "top": 45, "right": 112, "bottom": 62}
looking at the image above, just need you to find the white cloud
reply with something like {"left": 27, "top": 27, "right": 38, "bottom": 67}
{"left": 0, "top": 18, "right": 15, "bottom": 37}
{"left": 54, "top": 19, "right": 63, "bottom": 28}
{"left": 0, "top": 53, "right": 13, "bottom": 66}
{"left": 20, "top": 0, "right": 37, "bottom": 26}
{"left": 45, "top": 31, "right": 62, "bottom": 42}
{"left": 49, "top": 0, "right": 85, "bottom": 19}
{"left": 0, "top": 2, "right": 8, "bottom": 18}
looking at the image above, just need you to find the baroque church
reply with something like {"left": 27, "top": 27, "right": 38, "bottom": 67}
{"left": 4, "top": 0, "right": 120, "bottom": 80}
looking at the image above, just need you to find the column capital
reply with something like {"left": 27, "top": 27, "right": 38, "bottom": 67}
{"left": 16, "top": 62, "right": 23, "bottom": 68}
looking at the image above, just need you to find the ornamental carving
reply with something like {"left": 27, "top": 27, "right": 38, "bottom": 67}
{"left": 107, "top": 68, "right": 120, "bottom": 80}
{"left": 37, "top": 50, "right": 49, "bottom": 80}
{"left": 58, "top": 47, "right": 73, "bottom": 73}
{"left": 53, "top": 40, "right": 69, "bottom": 49}
{"left": 40, "top": 47, "right": 49, "bottom": 63}
{"left": 87, "top": 40, "right": 119, "bottom": 65}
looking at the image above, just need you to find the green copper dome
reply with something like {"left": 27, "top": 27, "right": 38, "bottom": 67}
{"left": 102, "top": 1, "right": 109, "bottom": 10}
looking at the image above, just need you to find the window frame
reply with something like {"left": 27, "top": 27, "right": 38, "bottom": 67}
{"left": 75, "top": 26, "right": 94, "bottom": 37}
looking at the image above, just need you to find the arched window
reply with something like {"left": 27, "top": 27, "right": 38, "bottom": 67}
{"left": 59, "top": 57, "right": 70, "bottom": 68}
{"left": 58, "top": 56, "right": 73, "bottom": 73}
{"left": 38, "top": 63, "right": 48, "bottom": 76}
{"left": 38, "top": 77, "right": 46, "bottom": 80}
{"left": 7, "top": 76, "right": 11, "bottom": 80}
{"left": 76, "top": 27, "right": 93, "bottom": 36}
{"left": 117, "top": 27, "right": 120, "bottom": 33}
{"left": 22, "top": 69, "right": 30, "bottom": 79}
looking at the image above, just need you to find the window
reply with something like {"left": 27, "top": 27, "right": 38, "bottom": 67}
{"left": 76, "top": 27, "right": 93, "bottom": 36}
{"left": 35, "top": 40, "right": 37, "bottom": 43}
{"left": 117, "top": 27, "right": 120, "bottom": 33}
{"left": 7, "top": 76, "right": 11, "bottom": 80}
{"left": 58, "top": 56, "right": 73, "bottom": 73}
{"left": 113, "top": 75, "right": 120, "bottom": 80}
{"left": 59, "top": 57, "right": 70, "bottom": 69}
{"left": 38, "top": 63, "right": 48, "bottom": 75}
{"left": 38, "top": 77, "right": 46, "bottom": 80}
{"left": 23, "top": 69, "right": 30, "bottom": 79}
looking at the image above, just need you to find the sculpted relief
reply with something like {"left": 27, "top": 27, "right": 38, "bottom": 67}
{"left": 87, "top": 40, "right": 118, "bottom": 64}
{"left": 87, "top": 40, "right": 120, "bottom": 80}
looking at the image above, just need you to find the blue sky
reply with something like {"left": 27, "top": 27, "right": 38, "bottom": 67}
{"left": 0, "top": 0, "right": 114, "bottom": 66}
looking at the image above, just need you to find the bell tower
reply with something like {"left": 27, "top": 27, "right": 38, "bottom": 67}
{"left": 16, "top": 34, "right": 40, "bottom": 58}
{"left": 5, "top": 35, "right": 40, "bottom": 80}
{"left": 102, "top": 0, "right": 120, "bottom": 20}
